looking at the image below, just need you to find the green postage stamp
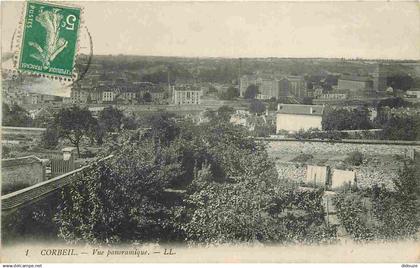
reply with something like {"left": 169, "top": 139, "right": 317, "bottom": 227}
{"left": 18, "top": 1, "right": 81, "bottom": 79}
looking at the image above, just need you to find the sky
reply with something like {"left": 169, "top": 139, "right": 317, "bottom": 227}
{"left": 1, "top": 0, "right": 420, "bottom": 59}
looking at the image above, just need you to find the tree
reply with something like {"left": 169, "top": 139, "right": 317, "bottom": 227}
{"left": 2, "top": 103, "right": 33, "bottom": 127}
{"left": 98, "top": 106, "right": 124, "bottom": 132}
{"left": 267, "top": 99, "right": 278, "bottom": 111}
{"left": 249, "top": 99, "right": 266, "bottom": 115}
{"left": 143, "top": 92, "right": 152, "bottom": 103}
{"left": 371, "top": 161, "right": 420, "bottom": 239}
{"left": 41, "top": 125, "right": 60, "bottom": 149}
{"left": 219, "top": 86, "right": 239, "bottom": 100}
{"left": 54, "top": 106, "right": 96, "bottom": 157}
{"left": 378, "top": 114, "right": 420, "bottom": 141}
{"left": 207, "top": 86, "right": 218, "bottom": 94}
{"left": 142, "top": 112, "right": 179, "bottom": 145}
{"left": 56, "top": 138, "right": 182, "bottom": 244}
{"left": 121, "top": 114, "right": 139, "bottom": 130}
{"left": 55, "top": 116, "right": 335, "bottom": 244}
{"left": 387, "top": 74, "right": 414, "bottom": 91}
{"left": 302, "top": 97, "right": 313, "bottom": 105}
{"left": 345, "top": 151, "right": 364, "bottom": 166}
{"left": 243, "top": 84, "right": 259, "bottom": 99}
{"left": 376, "top": 97, "right": 408, "bottom": 109}
{"left": 86, "top": 94, "right": 92, "bottom": 104}
{"left": 216, "top": 105, "right": 235, "bottom": 122}
{"left": 322, "top": 107, "right": 372, "bottom": 131}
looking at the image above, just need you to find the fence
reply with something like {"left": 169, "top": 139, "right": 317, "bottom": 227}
{"left": 50, "top": 159, "right": 76, "bottom": 177}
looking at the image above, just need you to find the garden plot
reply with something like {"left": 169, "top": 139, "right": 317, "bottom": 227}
{"left": 269, "top": 141, "right": 415, "bottom": 190}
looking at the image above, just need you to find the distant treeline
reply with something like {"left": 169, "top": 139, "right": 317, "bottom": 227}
{"left": 74, "top": 55, "right": 420, "bottom": 88}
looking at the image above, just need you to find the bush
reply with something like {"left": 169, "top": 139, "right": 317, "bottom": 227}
{"left": 322, "top": 107, "right": 372, "bottom": 131}
{"left": 334, "top": 193, "right": 374, "bottom": 241}
{"left": 376, "top": 114, "right": 420, "bottom": 141}
{"left": 293, "top": 153, "right": 313, "bottom": 163}
{"left": 2, "top": 146, "right": 11, "bottom": 159}
{"left": 335, "top": 162, "right": 420, "bottom": 241}
{"left": 41, "top": 126, "right": 60, "bottom": 149}
{"left": 252, "top": 123, "right": 276, "bottom": 137}
{"left": 345, "top": 151, "right": 364, "bottom": 166}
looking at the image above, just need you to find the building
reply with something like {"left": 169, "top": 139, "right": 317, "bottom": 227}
{"left": 88, "top": 88, "right": 104, "bottom": 103}
{"left": 276, "top": 104, "right": 324, "bottom": 133}
{"left": 119, "top": 91, "right": 137, "bottom": 102}
{"left": 257, "top": 78, "right": 280, "bottom": 100}
{"left": 63, "top": 89, "right": 89, "bottom": 104}
{"left": 282, "top": 76, "right": 307, "bottom": 98}
{"left": 172, "top": 85, "right": 202, "bottom": 105}
{"left": 63, "top": 82, "right": 167, "bottom": 105}
{"left": 149, "top": 90, "right": 165, "bottom": 102}
{"left": 240, "top": 75, "right": 307, "bottom": 99}
{"left": 102, "top": 90, "right": 117, "bottom": 102}
{"left": 338, "top": 75, "right": 373, "bottom": 92}
{"left": 318, "top": 93, "right": 348, "bottom": 100}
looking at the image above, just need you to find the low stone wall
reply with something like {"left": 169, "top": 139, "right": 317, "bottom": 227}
{"left": 269, "top": 141, "right": 420, "bottom": 157}
{"left": 2, "top": 156, "right": 47, "bottom": 194}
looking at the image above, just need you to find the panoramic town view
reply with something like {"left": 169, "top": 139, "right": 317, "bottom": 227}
{"left": 1, "top": 1, "right": 419, "bottom": 264}
{"left": 3, "top": 54, "right": 420, "bottom": 245}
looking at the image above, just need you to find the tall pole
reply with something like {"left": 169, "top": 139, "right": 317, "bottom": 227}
{"left": 238, "top": 58, "right": 242, "bottom": 96}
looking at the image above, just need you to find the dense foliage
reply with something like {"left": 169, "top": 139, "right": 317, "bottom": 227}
{"left": 2, "top": 103, "right": 33, "bottom": 127}
{"left": 53, "top": 106, "right": 96, "bottom": 156}
{"left": 375, "top": 114, "right": 420, "bottom": 141}
{"left": 345, "top": 151, "right": 364, "bottom": 166}
{"left": 322, "top": 107, "right": 372, "bottom": 131}
{"left": 334, "top": 160, "right": 420, "bottom": 240}
{"left": 56, "top": 112, "right": 334, "bottom": 244}
{"left": 249, "top": 99, "right": 266, "bottom": 115}
{"left": 244, "top": 84, "right": 259, "bottom": 99}
{"left": 219, "top": 86, "right": 240, "bottom": 100}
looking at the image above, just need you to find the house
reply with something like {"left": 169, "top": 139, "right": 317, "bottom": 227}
{"left": 276, "top": 104, "right": 324, "bottom": 133}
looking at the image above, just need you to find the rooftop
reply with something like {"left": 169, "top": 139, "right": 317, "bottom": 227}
{"left": 277, "top": 104, "right": 324, "bottom": 116}
{"left": 174, "top": 85, "right": 201, "bottom": 91}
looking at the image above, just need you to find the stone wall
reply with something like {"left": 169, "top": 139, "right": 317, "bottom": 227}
{"left": 268, "top": 141, "right": 420, "bottom": 157}
{"left": 2, "top": 156, "right": 47, "bottom": 193}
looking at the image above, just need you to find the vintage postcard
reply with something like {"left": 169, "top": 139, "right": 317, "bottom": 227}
{"left": 1, "top": 0, "right": 419, "bottom": 265}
